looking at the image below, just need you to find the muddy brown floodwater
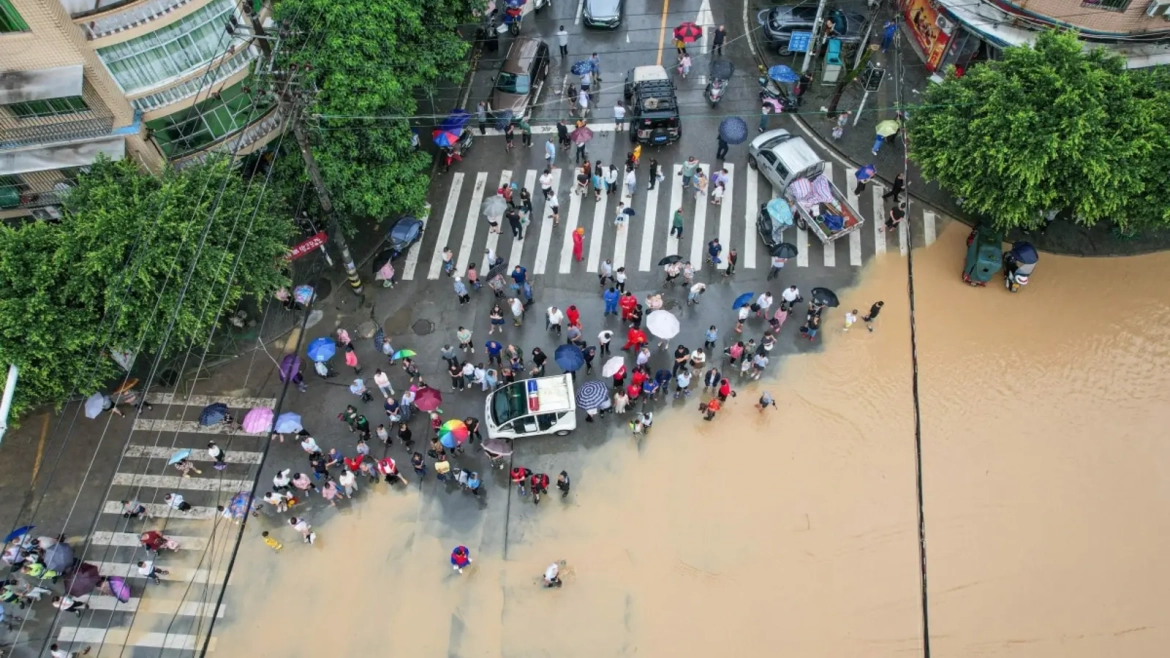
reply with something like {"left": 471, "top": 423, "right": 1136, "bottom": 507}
{"left": 212, "top": 223, "right": 1170, "bottom": 657}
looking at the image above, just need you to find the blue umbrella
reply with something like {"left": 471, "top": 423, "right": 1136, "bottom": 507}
{"left": 575, "top": 380, "right": 608, "bottom": 409}
{"left": 622, "top": 207, "right": 636, "bottom": 217}
{"left": 495, "top": 109, "right": 514, "bottom": 131}
{"left": 440, "top": 433, "right": 459, "bottom": 449}
{"left": 554, "top": 345, "right": 585, "bottom": 372}
{"left": 3, "top": 525, "right": 33, "bottom": 543}
{"left": 274, "top": 412, "right": 303, "bottom": 434}
{"left": 718, "top": 117, "right": 749, "bottom": 145}
{"left": 571, "top": 60, "right": 593, "bottom": 75}
{"left": 732, "top": 292, "right": 756, "bottom": 309}
{"left": 167, "top": 449, "right": 192, "bottom": 465}
{"left": 768, "top": 64, "right": 800, "bottom": 83}
{"left": 199, "top": 402, "right": 229, "bottom": 426}
{"left": 307, "top": 337, "right": 336, "bottom": 363}
{"left": 226, "top": 492, "right": 254, "bottom": 520}
{"left": 856, "top": 164, "right": 876, "bottom": 182}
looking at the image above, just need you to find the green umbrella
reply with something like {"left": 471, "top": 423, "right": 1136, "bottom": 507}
{"left": 875, "top": 120, "right": 901, "bottom": 137}
{"left": 392, "top": 349, "right": 417, "bottom": 360}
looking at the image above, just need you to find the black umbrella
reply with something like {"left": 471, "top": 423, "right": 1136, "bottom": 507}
{"left": 66, "top": 562, "right": 101, "bottom": 597}
{"left": 657, "top": 255, "right": 683, "bottom": 266}
{"left": 810, "top": 287, "right": 839, "bottom": 308}
{"left": 770, "top": 242, "right": 799, "bottom": 258}
{"left": 495, "top": 109, "right": 514, "bottom": 131}
{"left": 371, "top": 249, "right": 395, "bottom": 274}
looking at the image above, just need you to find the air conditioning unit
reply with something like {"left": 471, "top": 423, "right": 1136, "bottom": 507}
{"left": 31, "top": 206, "right": 63, "bottom": 221}
{"left": 1146, "top": 0, "right": 1169, "bottom": 16}
{"left": 935, "top": 14, "right": 956, "bottom": 35}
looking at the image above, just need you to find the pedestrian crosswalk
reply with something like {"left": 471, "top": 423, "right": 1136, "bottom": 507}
{"left": 410, "top": 156, "right": 945, "bottom": 282}
{"left": 54, "top": 392, "right": 275, "bottom": 655}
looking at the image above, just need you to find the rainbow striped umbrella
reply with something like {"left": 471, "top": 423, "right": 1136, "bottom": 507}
{"left": 439, "top": 419, "right": 469, "bottom": 449}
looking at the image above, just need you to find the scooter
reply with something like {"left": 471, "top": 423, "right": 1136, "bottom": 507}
{"left": 758, "top": 76, "right": 800, "bottom": 112}
{"left": 705, "top": 59, "right": 734, "bottom": 107}
{"left": 1003, "top": 241, "right": 1039, "bottom": 293}
{"left": 442, "top": 131, "right": 473, "bottom": 173}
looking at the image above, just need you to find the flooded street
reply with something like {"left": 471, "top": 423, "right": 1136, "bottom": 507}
{"left": 213, "top": 223, "right": 1170, "bottom": 657}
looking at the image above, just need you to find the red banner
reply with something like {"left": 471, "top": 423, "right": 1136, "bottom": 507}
{"left": 904, "top": 0, "right": 953, "bottom": 72}
{"left": 287, "top": 232, "right": 328, "bottom": 261}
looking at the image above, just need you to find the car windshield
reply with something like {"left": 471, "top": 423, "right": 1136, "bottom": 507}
{"left": 771, "top": 6, "right": 816, "bottom": 29}
{"left": 491, "top": 382, "right": 528, "bottom": 425}
{"left": 497, "top": 72, "right": 531, "bottom": 94}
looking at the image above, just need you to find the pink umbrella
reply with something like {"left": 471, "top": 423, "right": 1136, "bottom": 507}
{"left": 241, "top": 407, "right": 274, "bottom": 433}
{"left": 413, "top": 387, "right": 443, "bottom": 412}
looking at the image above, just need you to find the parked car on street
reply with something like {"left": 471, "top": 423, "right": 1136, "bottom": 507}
{"left": 583, "top": 0, "right": 624, "bottom": 28}
{"left": 757, "top": 5, "right": 866, "bottom": 56}
{"left": 488, "top": 37, "right": 551, "bottom": 119}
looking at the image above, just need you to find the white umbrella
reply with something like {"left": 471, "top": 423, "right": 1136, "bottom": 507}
{"left": 601, "top": 356, "right": 626, "bottom": 377}
{"left": 84, "top": 393, "right": 107, "bottom": 419}
{"left": 646, "top": 310, "right": 680, "bottom": 340}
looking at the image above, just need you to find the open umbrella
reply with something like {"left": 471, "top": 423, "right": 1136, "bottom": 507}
{"left": 372, "top": 249, "right": 396, "bottom": 277}
{"left": 376, "top": 259, "right": 395, "bottom": 283}
{"left": 718, "top": 117, "right": 749, "bottom": 145}
{"left": 66, "top": 562, "right": 101, "bottom": 597}
{"left": 413, "top": 387, "right": 443, "bottom": 412}
{"left": 226, "top": 492, "right": 255, "bottom": 520}
{"left": 657, "top": 255, "right": 683, "bottom": 266}
{"left": 43, "top": 542, "right": 73, "bottom": 573}
{"left": 761, "top": 97, "right": 783, "bottom": 113}
{"left": 494, "top": 109, "right": 514, "bottom": 131}
{"left": 307, "top": 337, "right": 337, "bottom": 363}
{"left": 570, "top": 60, "right": 593, "bottom": 75}
{"left": 875, "top": 119, "right": 901, "bottom": 137}
{"left": 439, "top": 419, "right": 469, "bottom": 449}
{"left": 392, "top": 349, "right": 417, "bottom": 360}
{"left": 766, "top": 197, "right": 794, "bottom": 228}
{"left": 646, "top": 310, "right": 680, "bottom": 340}
{"left": 199, "top": 402, "right": 229, "bottom": 426}
{"left": 3, "top": 526, "right": 33, "bottom": 544}
{"left": 673, "top": 22, "right": 703, "bottom": 43}
{"left": 811, "top": 287, "right": 840, "bottom": 308}
{"left": 856, "top": 164, "right": 876, "bottom": 182}
{"left": 482, "top": 195, "right": 508, "bottom": 222}
{"left": 570, "top": 126, "right": 593, "bottom": 145}
{"left": 554, "top": 344, "right": 585, "bottom": 372}
{"left": 575, "top": 380, "right": 609, "bottom": 409}
{"left": 279, "top": 354, "right": 302, "bottom": 383}
{"left": 622, "top": 207, "right": 637, "bottom": 217}
{"left": 84, "top": 393, "right": 106, "bottom": 419}
{"left": 348, "top": 379, "right": 366, "bottom": 396}
{"left": 292, "top": 284, "right": 315, "bottom": 306}
{"left": 732, "top": 292, "right": 756, "bottom": 309}
{"left": 601, "top": 357, "right": 626, "bottom": 378}
{"left": 242, "top": 407, "right": 274, "bottom": 434}
{"left": 771, "top": 242, "right": 799, "bottom": 258}
{"left": 106, "top": 576, "right": 131, "bottom": 603}
{"left": 167, "top": 449, "right": 192, "bottom": 465}
{"left": 274, "top": 412, "right": 303, "bottom": 434}
{"left": 767, "top": 64, "right": 800, "bottom": 83}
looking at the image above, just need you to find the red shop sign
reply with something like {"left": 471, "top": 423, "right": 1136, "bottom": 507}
{"left": 286, "top": 231, "right": 328, "bottom": 261}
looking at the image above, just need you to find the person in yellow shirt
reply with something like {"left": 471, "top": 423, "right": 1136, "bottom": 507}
{"left": 261, "top": 531, "right": 282, "bottom": 552}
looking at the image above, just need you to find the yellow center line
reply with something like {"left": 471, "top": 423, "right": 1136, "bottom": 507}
{"left": 31, "top": 413, "right": 48, "bottom": 484}
{"left": 657, "top": 0, "right": 671, "bottom": 66}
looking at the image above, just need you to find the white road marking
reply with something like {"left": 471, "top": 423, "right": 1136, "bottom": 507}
{"left": 426, "top": 172, "right": 464, "bottom": 280}
{"left": 534, "top": 168, "right": 562, "bottom": 274}
{"left": 103, "top": 500, "right": 222, "bottom": 520}
{"left": 788, "top": 115, "right": 852, "bottom": 168}
{"left": 558, "top": 170, "right": 583, "bottom": 274}
{"left": 898, "top": 214, "right": 909, "bottom": 255}
{"left": 742, "top": 0, "right": 759, "bottom": 58}
{"left": 845, "top": 166, "right": 862, "bottom": 266}
{"left": 481, "top": 122, "right": 616, "bottom": 137}
{"left": 56, "top": 628, "right": 216, "bottom": 651}
{"left": 666, "top": 164, "right": 683, "bottom": 256}
{"left": 923, "top": 210, "right": 937, "bottom": 246}
{"left": 822, "top": 163, "right": 836, "bottom": 268}
{"left": 613, "top": 190, "right": 630, "bottom": 270}
{"left": 744, "top": 168, "right": 758, "bottom": 270}
{"left": 456, "top": 172, "right": 489, "bottom": 274}
{"left": 90, "top": 531, "right": 208, "bottom": 551}
{"left": 145, "top": 394, "right": 276, "bottom": 409}
{"left": 698, "top": 0, "right": 714, "bottom": 55}
{"left": 638, "top": 180, "right": 659, "bottom": 272}
{"left": 872, "top": 183, "right": 886, "bottom": 255}
{"left": 585, "top": 189, "right": 608, "bottom": 273}
{"left": 575, "top": 0, "right": 584, "bottom": 25}
{"left": 402, "top": 202, "right": 430, "bottom": 281}
{"left": 85, "top": 596, "right": 226, "bottom": 617}
{"left": 98, "top": 562, "right": 226, "bottom": 585}
{"left": 690, "top": 163, "right": 711, "bottom": 269}
{"left": 132, "top": 418, "right": 267, "bottom": 437}
{"left": 111, "top": 472, "right": 252, "bottom": 492}
{"left": 797, "top": 224, "right": 809, "bottom": 267}
{"left": 717, "top": 164, "right": 734, "bottom": 259}
{"left": 509, "top": 169, "right": 538, "bottom": 263}
{"left": 485, "top": 171, "right": 511, "bottom": 260}
{"left": 124, "top": 445, "right": 263, "bottom": 464}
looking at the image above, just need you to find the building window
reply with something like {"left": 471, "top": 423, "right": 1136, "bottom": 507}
{"left": 5, "top": 96, "right": 90, "bottom": 119}
{"left": 145, "top": 80, "right": 271, "bottom": 157}
{"left": 1081, "top": 0, "right": 1131, "bottom": 11}
{"left": 131, "top": 46, "right": 258, "bottom": 113}
{"left": 96, "top": 0, "right": 243, "bottom": 95}
{"left": 0, "top": 0, "right": 30, "bottom": 32}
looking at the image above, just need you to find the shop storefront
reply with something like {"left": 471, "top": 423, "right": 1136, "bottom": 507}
{"left": 901, "top": 0, "right": 1000, "bottom": 74}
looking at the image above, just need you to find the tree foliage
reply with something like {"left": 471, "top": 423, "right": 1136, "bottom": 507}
{"left": 273, "top": 0, "right": 481, "bottom": 224}
{"left": 0, "top": 157, "right": 293, "bottom": 417}
{"left": 909, "top": 30, "right": 1170, "bottom": 231}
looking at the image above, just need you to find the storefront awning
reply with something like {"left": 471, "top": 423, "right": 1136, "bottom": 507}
{"left": 0, "top": 65, "right": 85, "bottom": 105}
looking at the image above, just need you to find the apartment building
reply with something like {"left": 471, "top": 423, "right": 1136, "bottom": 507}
{"left": 1, "top": 0, "right": 282, "bottom": 218}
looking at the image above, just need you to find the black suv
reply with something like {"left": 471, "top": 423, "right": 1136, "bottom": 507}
{"left": 623, "top": 66, "right": 681, "bottom": 146}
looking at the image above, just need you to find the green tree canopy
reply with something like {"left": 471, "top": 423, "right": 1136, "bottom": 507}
{"left": 0, "top": 157, "right": 293, "bottom": 417}
{"left": 273, "top": 0, "right": 480, "bottom": 224}
{"left": 909, "top": 30, "right": 1170, "bottom": 231}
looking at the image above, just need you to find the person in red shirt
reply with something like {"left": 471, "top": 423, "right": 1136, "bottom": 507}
{"left": 702, "top": 397, "right": 721, "bottom": 421}
{"left": 343, "top": 455, "right": 363, "bottom": 473}
{"left": 530, "top": 472, "right": 551, "bottom": 504}
{"left": 631, "top": 369, "right": 647, "bottom": 388}
{"left": 379, "top": 457, "right": 409, "bottom": 485}
{"left": 511, "top": 467, "right": 533, "bottom": 495}
{"left": 451, "top": 545, "right": 472, "bottom": 573}
{"left": 626, "top": 382, "right": 642, "bottom": 403}
{"left": 619, "top": 293, "right": 637, "bottom": 320}
{"left": 566, "top": 305, "right": 581, "bottom": 328}
{"left": 621, "top": 326, "right": 641, "bottom": 351}
{"left": 139, "top": 530, "right": 175, "bottom": 554}
{"left": 612, "top": 365, "right": 626, "bottom": 388}
{"left": 718, "top": 378, "right": 735, "bottom": 402}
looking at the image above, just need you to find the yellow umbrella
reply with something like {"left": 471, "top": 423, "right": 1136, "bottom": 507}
{"left": 875, "top": 120, "right": 901, "bottom": 137}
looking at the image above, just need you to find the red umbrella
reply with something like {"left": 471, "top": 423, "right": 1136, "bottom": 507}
{"left": 673, "top": 22, "right": 703, "bottom": 44}
{"left": 413, "top": 387, "right": 443, "bottom": 412}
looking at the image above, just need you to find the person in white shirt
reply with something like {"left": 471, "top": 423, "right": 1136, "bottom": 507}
{"left": 578, "top": 89, "right": 590, "bottom": 118}
{"left": 137, "top": 560, "right": 168, "bottom": 584}
{"left": 613, "top": 101, "right": 626, "bottom": 131}
{"left": 767, "top": 255, "right": 787, "bottom": 280}
{"left": 598, "top": 329, "right": 614, "bottom": 355}
{"left": 300, "top": 435, "right": 320, "bottom": 455}
{"left": 474, "top": 365, "right": 487, "bottom": 391}
{"left": 164, "top": 493, "right": 190, "bottom": 512}
{"left": 264, "top": 490, "right": 292, "bottom": 512}
{"left": 781, "top": 285, "right": 801, "bottom": 311}
{"left": 207, "top": 441, "right": 226, "bottom": 468}
{"left": 614, "top": 267, "right": 627, "bottom": 293}
{"left": 689, "top": 348, "right": 707, "bottom": 370}
{"left": 373, "top": 369, "right": 394, "bottom": 398}
{"left": 556, "top": 25, "right": 569, "bottom": 56}
{"left": 756, "top": 292, "right": 774, "bottom": 317}
{"left": 625, "top": 168, "right": 637, "bottom": 198}
{"left": 338, "top": 470, "right": 357, "bottom": 498}
{"left": 546, "top": 307, "right": 564, "bottom": 335}
{"left": 636, "top": 346, "right": 651, "bottom": 367}
{"left": 52, "top": 595, "right": 88, "bottom": 616}
{"left": 605, "top": 165, "right": 619, "bottom": 195}
{"left": 50, "top": 643, "right": 91, "bottom": 658}
{"left": 290, "top": 517, "right": 314, "bottom": 544}
{"left": 544, "top": 562, "right": 563, "bottom": 587}
{"left": 273, "top": 468, "right": 292, "bottom": 492}
{"left": 539, "top": 170, "right": 554, "bottom": 200}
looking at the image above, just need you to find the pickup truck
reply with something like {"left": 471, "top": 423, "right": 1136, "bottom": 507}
{"left": 747, "top": 129, "right": 865, "bottom": 243}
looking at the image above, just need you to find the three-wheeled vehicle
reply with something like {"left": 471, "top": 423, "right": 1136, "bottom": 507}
{"left": 433, "top": 109, "right": 473, "bottom": 173}
{"left": 705, "top": 59, "right": 734, "bottom": 106}
{"left": 962, "top": 226, "right": 1004, "bottom": 286}
{"left": 499, "top": 0, "right": 526, "bottom": 36}
{"left": 756, "top": 197, "right": 795, "bottom": 249}
{"left": 1003, "top": 241, "right": 1038, "bottom": 292}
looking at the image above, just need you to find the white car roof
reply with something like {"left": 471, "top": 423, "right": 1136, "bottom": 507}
{"left": 630, "top": 65, "right": 669, "bottom": 83}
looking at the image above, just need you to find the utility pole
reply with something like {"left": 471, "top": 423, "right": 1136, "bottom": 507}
{"left": 801, "top": 0, "right": 829, "bottom": 74}
{"left": 233, "top": 12, "right": 364, "bottom": 295}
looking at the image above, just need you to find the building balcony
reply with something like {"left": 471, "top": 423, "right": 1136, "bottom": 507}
{"left": 75, "top": 0, "right": 199, "bottom": 40}
{"left": 0, "top": 112, "right": 116, "bottom": 150}
{"left": 171, "top": 104, "right": 284, "bottom": 169}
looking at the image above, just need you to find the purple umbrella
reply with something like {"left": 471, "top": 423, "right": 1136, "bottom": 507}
{"left": 66, "top": 562, "right": 101, "bottom": 596}
{"left": 279, "top": 354, "right": 301, "bottom": 383}
{"left": 107, "top": 576, "right": 131, "bottom": 602}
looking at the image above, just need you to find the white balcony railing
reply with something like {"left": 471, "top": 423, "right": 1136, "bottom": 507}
{"left": 79, "top": 0, "right": 196, "bottom": 40}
